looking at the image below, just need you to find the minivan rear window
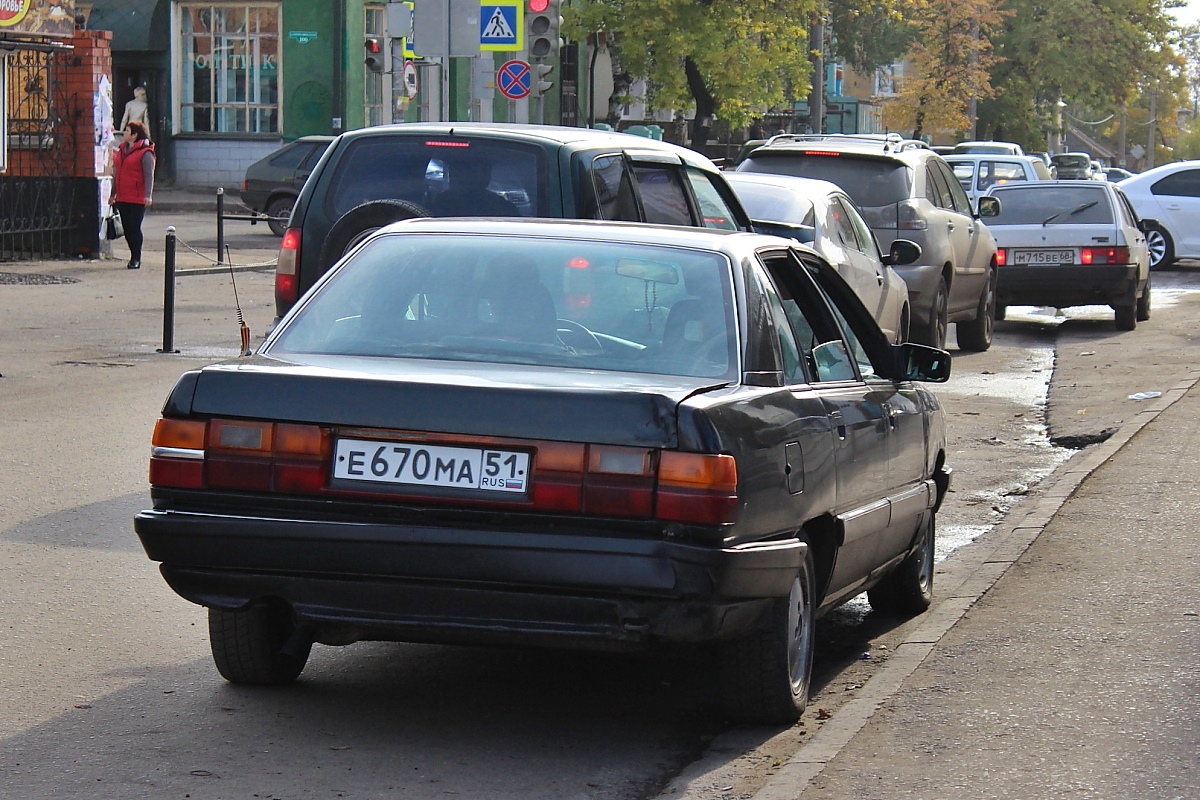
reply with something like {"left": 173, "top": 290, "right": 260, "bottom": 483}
{"left": 325, "top": 137, "right": 547, "bottom": 218}
{"left": 1051, "top": 154, "right": 1090, "bottom": 169}
{"left": 739, "top": 155, "right": 911, "bottom": 207}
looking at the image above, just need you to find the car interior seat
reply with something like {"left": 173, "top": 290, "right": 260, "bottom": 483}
{"left": 470, "top": 257, "right": 557, "bottom": 343}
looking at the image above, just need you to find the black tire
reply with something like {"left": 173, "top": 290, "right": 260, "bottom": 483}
{"left": 913, "top": 277, "right": 948, "bottom": 349}
{"left": 1136, "top": 274, "right": 1152, "bottom": 322}
{"left": 1114, "top": 279, "right": 1138, "bottom": 331}
{"left": 317, "top": 199, "right": 430, "bottom": 273}
{"left": 265, "top": 196, "right": 294, "bottom": 237}
{"left": 868, "top": 513, "right": 935, "bottom": 616}
{"left": 955, "top": 269, "right": 995, "bottom": 352}
{"left": 1145, "top": 224, "right": 1174, "bottom": 271}
{"left": 209, "top": 602, "right": 311, "bottom": 685}
{"left": 718, "top": 551, "right": 816, "bottom": 725}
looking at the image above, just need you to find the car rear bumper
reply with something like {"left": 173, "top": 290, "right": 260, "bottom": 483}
{"left": 997, "top": 264, "right": 1138, "bottom": 307}
{"left": 134, "top": 509, "right": 807, "bottom": 650}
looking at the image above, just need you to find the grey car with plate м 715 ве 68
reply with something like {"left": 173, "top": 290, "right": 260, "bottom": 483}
{"left": 136, "top": 218, "right": 952, "bottom": 726}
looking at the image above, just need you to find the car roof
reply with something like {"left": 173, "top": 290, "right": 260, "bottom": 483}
{"left": 328, "top": 122, "right": 722, "bottom": 171}
{"left": 368, "top": 216, "right": 797, "bottom": 253}
{"left": 1118, "top": 158, "right": 1200, "bottom": 185}
{"left": 746, "top": 132, "right": 932, "bottom": 159}
{"left": 722, "top": 171, "right": 844, "bottom": 197}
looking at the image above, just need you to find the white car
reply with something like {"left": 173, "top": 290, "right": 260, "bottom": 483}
{"left": 726, "top": 172, "right": 916, "bottom": 343}
{"left": 1115, "top": 159, "right": 1200, "bottom": 269}
{"left": 944, "top": 154, "right": 1054, "bottom": 208}
{"left": 985, "top": 181, "right": 1152, "bottom": 330}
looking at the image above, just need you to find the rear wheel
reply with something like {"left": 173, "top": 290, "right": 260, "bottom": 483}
{"left": 955, "top": 269, "right": 995, "bottom": 352}
{"left": 209, "top": 602, "right": 311, "bottom": 685}
{"left": 1136, "top": 275, "right": 1152, "bottom": 322}
{"left": 1145, "top": 224, "right": 1174, "bottom": 271}
{"left": 913, "top": 277, "right": 948, "bottom": 349}
{"left": 317, "top": 199, "right": 430, "bottom": 273}
{"left": 868, "top": 513, "right": 935, "bottom": 615}
{"left": 718, "top": 552, "right": 815, "bottom": 725}
{"left": 1114, "top": 279, "right": 1138, "bottom": 331}
{"left": 265, "top": 196, "right": 294, "bottom": 237}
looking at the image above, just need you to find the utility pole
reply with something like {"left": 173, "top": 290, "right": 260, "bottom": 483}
{"left": 1148, "top": 90, "right": 1157, "bottom": 170}
{"left": 808, "top": 17, "right": 825, "bottom": 133}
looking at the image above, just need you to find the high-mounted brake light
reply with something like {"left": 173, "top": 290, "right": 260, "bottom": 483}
{"left": 801, "top": 150, "right": 842, "bottom": 157}
{"left": 425, "top": 140, "right": 471, "bottom": 148}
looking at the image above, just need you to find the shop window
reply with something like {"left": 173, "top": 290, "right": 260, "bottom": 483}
{"left": 179, "top": 2, "right": 280, "bottom": 133}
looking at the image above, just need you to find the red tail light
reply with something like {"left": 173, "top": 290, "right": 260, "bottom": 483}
{"left": 148, "top": 419, "right": 739, "bottom": 525}
{"left": 275, "top": 228, "right": 301, "bottom": 308}
{"left": 995, "top": 248, "right": 1007, "bottom": 266}
{"left": 896, "top": 200, "right": 928, "bottom": 230}
{"left": 1080, "top": 246, "right": 1128, "bottom": 265}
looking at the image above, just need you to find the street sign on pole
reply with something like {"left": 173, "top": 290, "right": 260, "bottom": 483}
{"left": 480, "top": 2, "right": 523, "bottom": 51}
{"left": 496, "top": 59, "right": 531, "bottom": 100}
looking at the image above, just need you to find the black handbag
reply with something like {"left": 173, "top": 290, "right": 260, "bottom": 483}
{"left": 106, "top": 213, "right": 125, "bottom": 240}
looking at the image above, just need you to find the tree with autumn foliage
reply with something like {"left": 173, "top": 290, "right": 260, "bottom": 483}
{"left": 564, "top": 0, "right": 816, "bottom": 146}
{"left": 881, "top": 0, "right": 1009, "bottom": 140}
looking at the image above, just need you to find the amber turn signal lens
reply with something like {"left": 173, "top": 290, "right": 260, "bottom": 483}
{"left": 152, "top": 418, "right": 206, "bottom": 449}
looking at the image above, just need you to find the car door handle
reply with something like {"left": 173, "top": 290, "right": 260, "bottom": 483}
{"left": 886, "top": 405, "right": 901, "bottom": 430}
{"left": 830, "top": 409, "right": 846, "bottom": 440}
{"left": 877, "top": 272, "right": 884, "bottom": 285}
{"left": 947, "top": 221, "right": 955, "bottom": 232}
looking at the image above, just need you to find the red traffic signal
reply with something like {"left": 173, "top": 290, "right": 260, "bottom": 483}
{"left": 365, "top": 37, "right": 384, "bottom": 73}
{"left": 528, "top": 0, "right": 550, "bottom": 11}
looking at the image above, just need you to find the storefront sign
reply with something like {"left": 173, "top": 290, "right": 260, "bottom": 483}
{"left": 0, "top": 0, "right": 75, "bottom": 37}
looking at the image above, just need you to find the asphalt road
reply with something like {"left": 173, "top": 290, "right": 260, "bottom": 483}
{"left": 2, "top": 229, "right": 1198, "bottom": 798}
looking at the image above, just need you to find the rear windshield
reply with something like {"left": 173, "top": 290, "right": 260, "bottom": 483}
{"left": 269, "top": 233, "right": 738, "bottom": 380}
{"left": 728, "top": 182, "right": 816, "bottom": 226}
{"left": 989, "top": 186, "right": 1113, "bottom": 225}
{"left": 324, "top": 137, "right": 547, "bottom": 218}
{"left": 1052, "top": 154, "right": 1090, "bottom": 169}
{"left": 738, "top": 154, "right": 911, "bottom": 207}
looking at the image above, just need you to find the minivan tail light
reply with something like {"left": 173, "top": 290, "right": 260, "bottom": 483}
{"left": 896, "top": 200, "right": 928, "bottom": 230}
{"left": 275, "top": 228, "right": 301, "bottom": 308}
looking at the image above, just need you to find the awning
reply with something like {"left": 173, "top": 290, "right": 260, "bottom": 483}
{"left": 85, "top": 0, "right": 167, "bottom": 52}
{"left": 0, "top": 35, "right": 73, "bottom": 52}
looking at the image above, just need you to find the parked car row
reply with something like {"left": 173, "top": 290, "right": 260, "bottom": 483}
{"left": 140, "top": 122, "right": 1178, "bottom": 726}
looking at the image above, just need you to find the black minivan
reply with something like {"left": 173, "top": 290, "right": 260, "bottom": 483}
{"left": 271, "top": 123, "right": 754, "bottom": 322}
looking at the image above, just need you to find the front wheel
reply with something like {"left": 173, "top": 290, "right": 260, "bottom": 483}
{"left": 718, "top": 551, "right": 816, "bottom": 725}
{"left": 868, "top": 513, "right": 935, "bottom": 616}
{"left": 1145, "top": 224, "right": 1174, "bottom": 271}
{"left": 955, "top": 269, "right": 995, "bottom": 352}
{"left": 209, "top": 602, "right": 311, "bottom": 685}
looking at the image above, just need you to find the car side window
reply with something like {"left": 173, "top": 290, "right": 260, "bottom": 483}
{"left": 754, "top": 266, "right": 810, "bottom": 383}
{"left": 827, "top": 196, "right": 861, "bottom": 252}
{"left": 1151, "top": 169, "right": 1200, "bottom": 198}
{"left": 685, "top": 169, "right": 742, "bottom": 230}
{"left": 1115, "top": 190, "right": 1139, "bottom": 229}
{"left": 632, "top": 165, "right": 692, "bottom": 225}
{"left": 936, "top": 160, "right": 974, "bottom": 214}
{"left": 591, "top": 155, "right": 641, "bottom": 221}
{"left": 927, "top": 164, "right": 954, "bottom": 209}
{"left": 841, "top": 197, "right": 882, "bottom": 261}
{"left": 924, "top": 166, "right": 942, "bottom": 205}
{"left": 269, "top": 143, "right": 311, "bottom": 170}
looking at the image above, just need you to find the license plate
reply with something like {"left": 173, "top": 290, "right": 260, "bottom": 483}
{"left": 1011, "top": 249, "right": 1074, "bottom": 265}
{"left": 333, "top": 439, "right": 531, "bottom": 494}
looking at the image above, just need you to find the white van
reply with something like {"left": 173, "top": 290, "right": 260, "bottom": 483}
{"left": 952, "top": 141, "right": 1025, "bottom": 156}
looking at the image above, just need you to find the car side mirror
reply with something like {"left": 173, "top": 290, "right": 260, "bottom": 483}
{"left": 1138, "top": 217, "right": 1160, "bottom": 232}
{"left": 882, "top": 239, "right": 921, "bottom": 267}
{"left": 893, "top": 342, "right": 951, "bottom": 382}
{"left": 976, "top": 196, "right": 1001, "bottom": 218}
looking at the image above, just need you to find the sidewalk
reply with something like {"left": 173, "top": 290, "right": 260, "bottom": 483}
{"left": 758, "top": 376, "right": 1200, "bottom": 797}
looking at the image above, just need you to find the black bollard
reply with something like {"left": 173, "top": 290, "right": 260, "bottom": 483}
{"left": 159, "top": 226, "right": 179, "bottom": 353}
{"left": 216, "top": 187, "right": 225, "bottom": 265}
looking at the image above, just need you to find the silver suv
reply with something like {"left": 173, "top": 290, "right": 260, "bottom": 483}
{"left": 736, "top": 133, "right": 999, "bottom": 350}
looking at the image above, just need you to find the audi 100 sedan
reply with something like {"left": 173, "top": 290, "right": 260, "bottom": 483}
{"left": 135, "top": 219, "right": 952, "bottom": 724}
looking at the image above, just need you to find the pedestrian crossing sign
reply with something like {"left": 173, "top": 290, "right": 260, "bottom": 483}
{"left": 479, "top": 1, "right": 522, "bottom": 52}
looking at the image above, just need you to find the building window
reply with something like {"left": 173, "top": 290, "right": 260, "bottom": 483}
{"left": 365, "top": 4, "right": 385, "bottom": 127}
{"left": 179, "top": 2, "right": 279, "bottom": 133}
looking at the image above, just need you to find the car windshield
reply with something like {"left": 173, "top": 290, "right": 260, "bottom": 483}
{"left": 268, "top": 232, "right": 738, "bottom": 380}
{"left": 988, "top": 186, "right": 1114, "bottom": 225}
{"left": 739, "top": 154, "right": 911, "bottom": 207}
{"left": 325, "top": 137, "right": 546, "bottom": 218}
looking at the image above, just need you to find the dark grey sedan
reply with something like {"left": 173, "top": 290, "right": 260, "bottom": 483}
{"left": 135, "top": 219, "right": 951, "bottom": 724}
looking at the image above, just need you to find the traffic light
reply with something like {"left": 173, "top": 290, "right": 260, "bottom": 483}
{"left": 529, "top": 61, "right": 555, "bottom": 98}
{"left": 365, "top": 37, "right": 384, "bottom": 73}
{"left": 525, "top": 0, "right": 561, "bottom": 59}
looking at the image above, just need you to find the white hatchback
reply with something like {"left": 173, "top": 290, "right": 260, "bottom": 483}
{"left": 1115, "top": 159, "right": 1200, "bottom": 269}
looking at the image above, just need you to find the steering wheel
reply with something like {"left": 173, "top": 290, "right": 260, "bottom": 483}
{"left": 556, "top": 319, "right": 604, "bottom": 355}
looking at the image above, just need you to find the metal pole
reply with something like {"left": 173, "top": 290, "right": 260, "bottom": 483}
{"left": 216, "top": 187, "right": 225, "bottom": 265}
{"left": 160, "top": 226, "right": 178, "bottom": 354}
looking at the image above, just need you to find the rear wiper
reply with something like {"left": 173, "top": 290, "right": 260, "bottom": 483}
{"left": 1043, "top": 200, "right": 1098, "bottom": 226}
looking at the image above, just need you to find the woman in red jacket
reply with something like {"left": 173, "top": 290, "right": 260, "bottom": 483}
{"left": 109, "top": 120, "right": 156, "bottom": 269}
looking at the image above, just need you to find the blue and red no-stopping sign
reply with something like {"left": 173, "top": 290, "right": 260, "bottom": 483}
{"left": 497, "top": 59, "right": 531, "bottom": 100}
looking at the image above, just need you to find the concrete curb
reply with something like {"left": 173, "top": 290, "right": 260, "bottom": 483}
{"left": 671, "top": 369, "right": 1200, "bottom": 800}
